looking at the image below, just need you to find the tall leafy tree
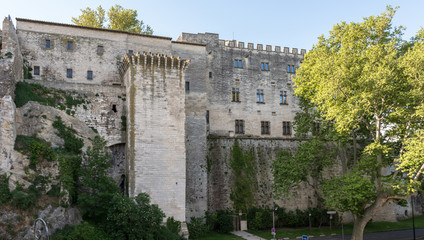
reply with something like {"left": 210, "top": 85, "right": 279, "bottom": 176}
{"left": 72, "top": 5, "right": 153, "bottom": 35}
{"left": 275, "top": 6, "right": 424, "bottom": 240}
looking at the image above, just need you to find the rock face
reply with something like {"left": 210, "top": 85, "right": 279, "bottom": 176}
{"left": 0, "top": 95, "right": 16, "bottom": 175}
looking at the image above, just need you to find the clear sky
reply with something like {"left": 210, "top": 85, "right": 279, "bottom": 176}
{"left": 1, "top": 0, "right": 423, "bottom": 50}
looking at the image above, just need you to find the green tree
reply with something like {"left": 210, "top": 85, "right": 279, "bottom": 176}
{"left": 275, "top": 6, "right": 424, "bottom": 240}
{"left": 72, "top": 4, "right": 153, "bottom": 35}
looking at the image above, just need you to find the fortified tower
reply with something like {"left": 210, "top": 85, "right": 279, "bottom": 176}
{"left": 121, "top": 52, "right": 189, "bottom": 222}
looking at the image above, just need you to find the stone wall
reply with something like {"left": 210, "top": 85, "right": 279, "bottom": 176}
{"left": 123, "top": 53, "right": 189, "bottom": 222}
{"left": 0, "top": 18, "right": 23, "bottom": 98}
{"left": 0, "top": 95, "right": 16, "bottom": 175}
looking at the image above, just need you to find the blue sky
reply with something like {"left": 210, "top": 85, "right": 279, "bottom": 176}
{"left": 1, "top": 0, "right": 423, "bottom": 50}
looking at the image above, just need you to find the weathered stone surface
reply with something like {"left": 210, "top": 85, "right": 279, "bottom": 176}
{"left": 0, "top": 95, "right": 16, "bottom": 175}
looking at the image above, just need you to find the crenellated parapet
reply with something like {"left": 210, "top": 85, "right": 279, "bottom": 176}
{"left": 221, "top": 39, "right": 306, "bottom": 55}
{"left": 119, "top": 52, "right": 190, "bottom": 80}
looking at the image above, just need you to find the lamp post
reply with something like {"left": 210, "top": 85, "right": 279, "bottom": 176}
{"left": 412, "top": 196, "right": 416, "bottom": 240}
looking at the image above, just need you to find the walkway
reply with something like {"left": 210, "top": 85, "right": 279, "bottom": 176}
{"left": 232, "top": 231, "right": 266, "bottom": 240}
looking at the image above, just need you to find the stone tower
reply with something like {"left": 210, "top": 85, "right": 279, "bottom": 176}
{"left": 121, "top": 52, "right": 189, "bottom": 222}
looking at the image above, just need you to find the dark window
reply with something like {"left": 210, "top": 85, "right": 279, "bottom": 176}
{"left": 66, "top": 68, "right": 72, "bottom": 78}
{"left": 283, "top": 121, "right": 291, "bottom": 136}
{"left": 288, "top": 65, "right": 295, "bottom": 73}
{"left": 185, "top": 81, "right": 190, "bottom": 92}
{"left": 112, "top": 105, "right": 117, "bottom": 113}
{"left": 261, "top": 62, "right": 269, "bottom": 71}
{"left": 67, "top": 41, "right": 73, "bottom": 50}
{"left": 206, "top": 110, "right": 209, "bottom": 124}
{"left": 261, "top": 121, "right": 270, "bottom": 135}
{"left": 34, "top": 66, "right": 40, "bottom": 75}
{"left": 234, "top": 59, "right": 242, "bottom": 68}
{"left": 128, "top": 50, "right": 133, "bottom": 55}
{"left": 256, "top": 89, "right": 264, "bottom": 103}
{"left": 97, "top": 45, "right": 104, "bottom": 55}
{"left": 45, "top": 40, "right": 51, "bottom": 48}
{"left": 280, "top": 91, "right": 288, "bottom": 104}
{"left": 235, "top": 120, "right": 244, "bottom": 134}
{"left": 87, "top": 70, "right": 93, "bottom": 80}
{"left": 209, "top": 72, "right": 212, "bottom": 78}
{"left": 232, "top": 88, "right": 240, "bottom": 102}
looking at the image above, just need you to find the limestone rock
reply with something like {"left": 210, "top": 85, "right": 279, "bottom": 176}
{"left": 0, "top": 95, "right": 16, "bottom": 175}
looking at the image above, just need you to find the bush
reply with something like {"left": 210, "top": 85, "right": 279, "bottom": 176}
{"left": 187, "top": 217, "right": 209, "bottom": 239}
{"left": 215, "top": 210, "right": 234, "bottom": 233}
{"left": 11, "top": 188, "right": 35, "bottom": 210}
{"left": 247, "top": 207, "right": 273, "bottom": 230}
{"left": 275, "top": 207, "right": 339, "bottom": 228}
{"left": 50, "top": 222, "right": 111, "bottom": 240}
{"left": 0, "top": 174, "right": 11, "bottom": 204}
{"left": 14, "top": 135, "right": 56, "bottom": 170}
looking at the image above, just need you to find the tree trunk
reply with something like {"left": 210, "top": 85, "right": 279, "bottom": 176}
{"left": 351, "top": 215, "right": 371, "bottom": 240}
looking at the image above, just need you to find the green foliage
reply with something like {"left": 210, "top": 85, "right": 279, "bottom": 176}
{"left": 53, "top": 116, "right": 84, "bottom": 154}
{"left": 229, "top": 141, "right": 257, "bottom": 213}
{"left": 11, "top": 187, "right": 36, "bottom": 210}
{"left": 120, "top": 115, "right": 127, "bottom": 131}
{"left": 57, "top": 153, "right": 81, "bottom": 204}
{"left": 78, "top": 136, "right": 118, "bottom": 221}
{"left": 5, "top": 52, "right": 13, "bottom": 58}
{"left": 206, "top": 210, "right": 234, "bottom": 234}
{"left": 72, "top": 4, "right": 153, "bottom": 35}
{"left": 14, "top": 135, "right": 56, "bottom": 169}
{"left": 23, "top": 60, "right": 32, "bottom": 79}
{"left": 50, "top": 222, "right": 112, "bottom": 240}
{"left": 247, "top": 207, "right": 272, "bottom": 230}
{"left": 166, "top": 217, "right": 182, "bottom": 235}
{"left": 187, "top": 217, "right": 209, "bottom": 239}
{"left": 0, "top": 174, "right": 11, "bottom": 204}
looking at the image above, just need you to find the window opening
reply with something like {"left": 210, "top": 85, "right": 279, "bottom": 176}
{"left": 87, "top": 70, "right": 93, "bottom": 80}
{"left": 232, "top": 88, "right": 240, "bottom": 102}
{"left": 283, "top": 121, "right": 291, "bottom": 136}
{"left": 257, "top": 89, "right": 264, "bottom": 103}
{"left": 34, "top": 66, "right": 40, "bottom": 75}
{"left": 66, "top": 68, "right": 72, "bottom": 78}
{"left": 235, "top": 120, "right": 244, "bottom": 134}
{"left": 261, "top": 121, "right": 270, "bottom": 134}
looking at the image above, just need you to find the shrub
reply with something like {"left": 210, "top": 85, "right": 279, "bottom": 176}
{"left": 213, "top": 210, "right": 234, "bottom": 233}
{"left": 50, "top": 222, "right": 111, "bottom": 240}
{"left": 14, "top": 135, "right": 56, "bottom": 169}
{"left": 11, "top": 189, "right": 35, "bottom": 210}
{"left": 53, "top": 116, "right": 83, "bottom": 154}
{"left": 247, "top": 207, "right": 273, "bottom": 230}
{"left": 0, "top": 174, "right": 11, "bottom": 204}
{"left": 187, "top": 217, "right": 209, "bottom": 239}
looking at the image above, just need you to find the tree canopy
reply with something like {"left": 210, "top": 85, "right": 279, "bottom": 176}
{"left": 72, "top": 5, "right": 153, "bottom": 35}
{"left": 273, "top": 6, "right": 424, "bottom": 240}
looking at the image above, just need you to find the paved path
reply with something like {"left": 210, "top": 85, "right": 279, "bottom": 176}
{"left": 233, "top": 228, "right": 424, "bottom": 240}
{"left": 232, "top": 231, "right": 266, "bottom": 240}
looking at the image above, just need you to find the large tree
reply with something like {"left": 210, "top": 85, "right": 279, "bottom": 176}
{"left": 72, "top": 5, "right": 153, "bottom": 35}
{"left": 274, "top": 6, "right": 424, "bottom": 240}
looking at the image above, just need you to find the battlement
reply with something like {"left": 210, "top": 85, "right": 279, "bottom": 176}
{"left": 222, "top": 39, "right": 306, "bottom": 55}
{"left": 119, "top": 52, "right": 190, "bottom": 79}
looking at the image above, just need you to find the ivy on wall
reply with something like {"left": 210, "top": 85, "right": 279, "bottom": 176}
{"left": 229, "top": 140, "right": 257, "bottom": 213}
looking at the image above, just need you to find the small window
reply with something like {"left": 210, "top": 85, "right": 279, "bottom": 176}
{"left": 261, "top": 62, "right": 269, "bottom": 71}
{"left": 67, "top": 41, "right": 74, "bottom": 50}
{"left": 34, "top": 66, "right": 40, "bottom": 75}
{"left": 235, "top": 120, "right": 244, "bottom": 134}
{"left": 283, "top": 121, "right": 291, "bottom": 136}
{"left": 288, "top": 65, "right": 295, "bottom": 73}
{"left": 185, "top": 81, "right": 190, "bottom": 92}
{"left": 128, "top": 50, "right": 133, "bottom": 55}
{"left": 280, "top": 91, "right": 288, "bottom": 104}
{"left": 234, "top": 59, "right": 242, "bottom": 68}
{"left": 209, "top": 72, "right": 213, "bottom": 78}
{"left": 112, "top": 104, "right": 117, "bottom": 113}
{"left": 232, "top": 88, "right": 240, "bottom": 102}
{"left": 97, "top": 45, "right": 104, "bottom": 55}
{"left": 45, "top": 40, "right": 51, "bottom": 49}
{"left": 261, "top": 121, "right": 270, "bottom": 135}
{"left": 87, "top": 70, "right": 93, "bottom": 80}
{"left": 256, "top": 89, "right": 264, "bottom": 103}
{"left": 66, "top": 68, "right": 73, "bottom": 78}
{"left": 206, "top": 110, "right": 209, "bottom": 124}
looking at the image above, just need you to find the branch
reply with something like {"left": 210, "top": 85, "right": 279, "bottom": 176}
{"left": 414, "top": 163, "right": 424, "bottom": 181}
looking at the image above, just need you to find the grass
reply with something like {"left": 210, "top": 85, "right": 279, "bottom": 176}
{"left": 247, "top": 215, "right": 424, "bottom": 240}
{"left": 196, "top": 232, "right": 245, "bottom": 240}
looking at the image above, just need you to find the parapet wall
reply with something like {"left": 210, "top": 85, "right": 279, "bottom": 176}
{"left": 0, "top": 17, "right": 23, "bottom": 98}
{"left": 222, "top": 39, "right": 306, "bottom": 55}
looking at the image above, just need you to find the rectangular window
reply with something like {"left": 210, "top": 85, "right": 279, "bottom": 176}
{"left": 261, "top": 121, "right": 270, "bottom": 135}
{"left": 87, "top": 70, "right": 93, "bottom": 80}
{"left": 234, "top": 59, "right": 242, "bottom": 68}
{"left": 256, "top": 89, "right": 264, "bottom": 103}
{"left": 34, "top": 66, "right": 40, "bottom": 75}
{"left": 261, "top": 62, "right": 269, "bottom": 71}
{"left": 67, "top": 41, "right": 73, "bottom": 50}
{"left": 232, "top": 88, "right": 240, "bottom": 102}
{"left": 283, "top": 121, "right": 291, "bottom": 136}
{"left": 280, "top": 91, "right": 288, "bottom": 104}
{"left": 209, "top": 72, "right": 212, "bottom": 78}
{"left": 45, "top": 39, "right": 51, "bottom": 49}
{"left": 288, "top": 65, "right": 295, "bottom": 73}
{"left": 66, "top": 68, "right": 73, "bottom": 78}
{"left": 97, "top": 45, "right": 104, "bottom": 55}
{"left": 185, "top": 81, "right": 190, "bottom": 92}
{"left": 235, "top": 120, "right": 244, "bottom": 134}
{"left": 128, "top": 50, "right": 133, "bottom": 55}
